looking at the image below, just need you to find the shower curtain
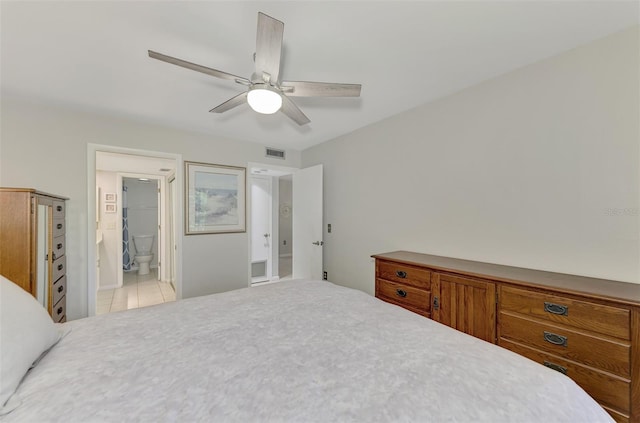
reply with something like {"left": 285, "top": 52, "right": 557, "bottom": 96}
{"left": 122, "top": 185, "right": 131, "bottom": 271}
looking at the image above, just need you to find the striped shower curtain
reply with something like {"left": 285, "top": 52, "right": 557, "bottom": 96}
{"left": 122, "top": 185, "right": 131, "bottom": 270}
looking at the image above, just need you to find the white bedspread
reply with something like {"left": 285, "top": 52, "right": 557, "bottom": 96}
{"left": 3, "top": 280, "right": 612, "bottom": 422}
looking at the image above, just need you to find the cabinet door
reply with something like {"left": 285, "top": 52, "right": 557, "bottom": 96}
{"left": 432, "top": 273, "right": 496, "bottom": 343}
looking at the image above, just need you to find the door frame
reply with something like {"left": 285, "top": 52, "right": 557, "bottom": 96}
{"left": 250, "top": 174, "right": 273, "bottom": 283}
{"left": 118, "top": 173, "right": 165, "bottom": 286}
{"left": 246, "top": 162, "right": 298, "bottom": 286}
{"left": 168, "top": 174, "right": 177, "bottom": 288}
{"left": 87, "top": 144, "right": 183, "bottom": 317}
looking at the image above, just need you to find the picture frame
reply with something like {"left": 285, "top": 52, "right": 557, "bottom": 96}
{"left": 185, "top": 161, "right": 246, "bottom": 235}
{"left": 104, "top": 192, "right": 116, "bottom": 203}
{"left": 104, "top": 203, "right": 116, "bottom": 213}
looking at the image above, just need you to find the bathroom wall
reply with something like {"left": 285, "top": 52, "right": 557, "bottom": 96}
{"left": 278, "top": 176, "right": 292, "bottom": 257}
{"left": 96, "top": 171, "right": 119, "bottom": 289}
{"left": 124, "top": 178, "right": 159, "bottom": 269}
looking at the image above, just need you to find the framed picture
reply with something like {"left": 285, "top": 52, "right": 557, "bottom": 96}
{"left": 105, "top": 203, "right": 116, "bottom": 213}
{"left": 104, "top": 192, "right": 116, "bottom": 203}
{"left": 185, "top": 161, "right": 246, "bottom": 235}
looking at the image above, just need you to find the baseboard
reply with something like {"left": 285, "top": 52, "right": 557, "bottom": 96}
{"left": 279, "top": 253, "right": 292, "bottom": 258}
{"left": 98, "top": 284, "right": 118, "bottom": 291}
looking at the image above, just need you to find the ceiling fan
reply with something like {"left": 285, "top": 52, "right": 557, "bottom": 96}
{"left": 148, "top": 12, "right": 362, "bottom": 126}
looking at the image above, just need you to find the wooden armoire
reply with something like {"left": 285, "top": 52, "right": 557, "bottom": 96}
{"left": 0, "top": 188, "right": 68, "bottom": 322}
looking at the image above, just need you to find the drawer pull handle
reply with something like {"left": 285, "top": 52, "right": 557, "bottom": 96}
{"left": 56, "top": 205, "right": 62, "bottom": 212}
{"left": 543, "top": 361, "right": 567, "bottom": 375}
{"left": 57, "top": 223, "right": 63, "bottom": 230}
{"left": 395, "top": 270, "right": 407, "bottom": 278}
{"left": 543, "top": 331, "right": 567, "bottom": 347}
{"left": 544, "top": 302, "right": 568, "bottom": 316}
{"left": 57, "top": 307, "right": 63, "bottom": 315}
{"left": 58, "top": 285, "right": 64, "bottom": 293}
{"left": 57, "top": 264, "right": 64, "bottom": 271}
{"left": 52, "top": 253, "right": 57, "bottom": 261}
{"left": 57, "top": 243, "right": 63, "bottom": 250}
{"left": 396, "top": 289, "right": 407, "bottom": 298}
{"left": 433, "top": 296, "right": 439, "bottom": 310}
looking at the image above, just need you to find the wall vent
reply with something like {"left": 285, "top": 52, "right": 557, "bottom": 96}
{"left": 265, "top": 147, "right": 286, "bottom": 160}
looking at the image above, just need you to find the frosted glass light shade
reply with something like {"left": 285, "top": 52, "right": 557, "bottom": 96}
{"left": 247, "top": 88, "right": 282, "bottom": 114}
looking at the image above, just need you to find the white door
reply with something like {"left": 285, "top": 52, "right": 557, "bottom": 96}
{"left": 292, "top": 164, "right": 323, "bottom": 280}
{"left": 251, "top": 176, "right": 272, "bottom": 282}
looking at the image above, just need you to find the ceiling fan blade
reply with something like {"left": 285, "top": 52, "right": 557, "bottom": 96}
{"left": 209, "top": 92, "right": 248, "bottom": 113}
{"left": 254, "top": 12, "right": 284, "bottom": 83}
{"left": 280, "top": 81, "right": 362, "bottom": 97}
{"left": 280, "top": 95, "right": 310, "bottom": 126}
{"left": 149, "top": 50, "right": 250, "bottom": 84}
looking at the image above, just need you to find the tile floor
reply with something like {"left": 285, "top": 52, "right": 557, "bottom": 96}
{"left": 97, "top": 269, "right": 175, "bottom": 315}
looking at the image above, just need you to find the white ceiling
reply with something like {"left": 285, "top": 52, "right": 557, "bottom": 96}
{"left": 1, "top": 1, "right": 638, "bottom": 151}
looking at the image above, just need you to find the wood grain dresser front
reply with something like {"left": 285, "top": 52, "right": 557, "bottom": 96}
{"left": 0, "top": 188, "right": 68, "bottom": 322}
{"left": 373, "top": 251, "right": 640, "bottom": 423}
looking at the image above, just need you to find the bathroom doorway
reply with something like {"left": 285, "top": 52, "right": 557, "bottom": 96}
{"left": 95, "top": 151, "right": 178, "bottom": 314}
{"left": 121, "top": 176, "right": 160, "bottom": 279}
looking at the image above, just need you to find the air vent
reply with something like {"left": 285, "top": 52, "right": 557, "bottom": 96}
{"left": 266, "top": 147, "right": 286, "bottom": 160}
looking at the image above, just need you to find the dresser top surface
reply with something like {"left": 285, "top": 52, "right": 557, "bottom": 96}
{"left": 0, "top": 188, "right": 68, "bottom": 200}
{"left": 373, "top": 251, "right": 640, "bottom": 306}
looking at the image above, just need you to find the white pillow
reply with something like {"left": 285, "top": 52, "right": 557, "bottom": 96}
{"left": 0, "top": 275, "right": 62, "bottom": 410}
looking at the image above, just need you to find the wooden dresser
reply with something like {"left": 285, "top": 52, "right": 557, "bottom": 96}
{"left": 0, "top": 188, "right": 68, "bottom": 322}
{"left": 373, "top": 251, "right": 640, "bottom": 423}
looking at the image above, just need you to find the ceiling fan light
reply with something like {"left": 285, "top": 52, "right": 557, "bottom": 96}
{"left": 247, "top": 88, "right": 282, "bottom": 114}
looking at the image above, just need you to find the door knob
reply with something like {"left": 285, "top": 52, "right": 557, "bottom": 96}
{"left": 312, "top": 241, "right": 324, "bottom": 246}
{"left": 264, "top": 233, "right": 270, "bottom": 238}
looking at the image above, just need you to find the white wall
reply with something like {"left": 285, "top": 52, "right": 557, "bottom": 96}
{"left": 0, "top": 100, "right": 301, "bottom": 319}
{"left": 302, "top": 26, "right": 640, "bottom": 295}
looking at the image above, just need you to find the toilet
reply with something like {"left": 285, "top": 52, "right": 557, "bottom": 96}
{"left": 133, "top": 235, "right": 154, "bottom": 276}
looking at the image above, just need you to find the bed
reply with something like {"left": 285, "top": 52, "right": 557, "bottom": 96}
{"left": 1, "top": 277, "right": 613, "bottom": 422}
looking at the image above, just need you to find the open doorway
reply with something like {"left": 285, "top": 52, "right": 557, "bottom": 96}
{"left": 95, "top": 151, "right": 178, "bottom": 314}
{"left": 248, "top": 163, "right": 324, "bottom": 284}
{"left": 248, "top": 164, "right": 295, "bottom": 285}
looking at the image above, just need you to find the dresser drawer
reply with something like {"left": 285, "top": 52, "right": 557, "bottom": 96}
{"left": 500, "top": 286, "right": 630, "bottom": 340}
{"left": 500, "top": 312, "right": 630, "bottom": 377}
{"left": 52, "top": 295, "right": 66, "bottom": 323}
{"left": 52, "top": 235, "right": 65, "bottom": 260}
{"left": 52, "top": 275, "right": 66, "bottom": 307}
{"left": 53, "top": 218, "right": 65, "bottom": 238}
{"left": 500, "top": 338, "right": 630, "bottom": 414}
{"left": 52, "top": 256, "right": 66, "bottom": 282}
{"left": 376, "top": 279, "right": 431, "bottom": 316}
{"left": 53, "top": 200, "right": 65, "bottom": 218}
{"left": 377, "top": 260, "right": 431, "bottom": 289}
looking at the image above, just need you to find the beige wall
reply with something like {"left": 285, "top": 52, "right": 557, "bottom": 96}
{"left": 0, "top": 99, "right": 301, "bottom": 319}
{"left": 302, "top": 26, "right": 640, "bottom": 295}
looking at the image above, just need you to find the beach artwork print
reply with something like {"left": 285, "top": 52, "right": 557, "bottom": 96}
{"left": 186, "top": 162, "right": 246, "bottom": 234}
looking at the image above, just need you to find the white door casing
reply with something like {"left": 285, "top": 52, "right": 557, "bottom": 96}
{"left": 168, "top": 175, "right": 176, "bottom": 284}
{"left": 250, "top": 175, "right": 272, "bottom": 281}
{"left": 292, "top": 164, "right": 323, "bottom": 280}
